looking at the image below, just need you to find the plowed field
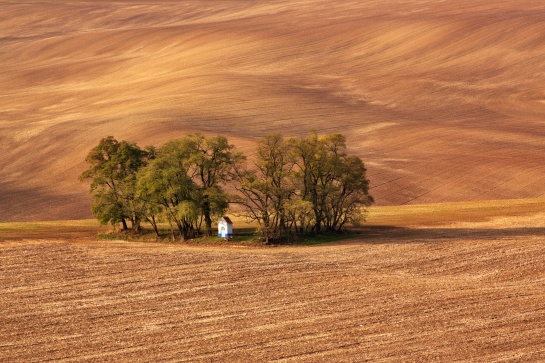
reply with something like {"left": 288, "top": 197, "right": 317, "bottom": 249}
{"left": 3, "top": 0, "right": 545, "bottom": 221}
{"left": 2, "top": 204, "right": 545, "bottom": 361}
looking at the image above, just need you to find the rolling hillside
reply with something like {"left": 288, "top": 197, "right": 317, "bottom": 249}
{"left": 2, "top": 0, "right": 545, "bottom": 221}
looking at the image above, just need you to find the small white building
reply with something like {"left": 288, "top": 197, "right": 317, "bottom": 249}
{"left": 218, "top": 216, "right": 233, "bottom": 238}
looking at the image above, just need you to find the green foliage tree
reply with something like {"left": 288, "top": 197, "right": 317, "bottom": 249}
{"left": 232, "top": 134, "right": 295, "bottom": 243}
{"left": 234, "top": 132, "right": 373, "bottom": 241}
{"left": 284, "top": 198, "right": 315, "bottom": 235}
{"left": 133, "top": 175, "right": 162, "bottom": 237}
{"left": 136, "top": 139, "right": 199, "bottom": 240}
{"left": 291, "top": 132, "right": 373, "bottom": 233}
{"left": 82, "top": 132, "right": 372, "bottom": 242}
{"left": 183, "top": 133, "right": 242, "bottom": 236}
{"left": 79, "top": 136, "right": 152, "bottom": 231}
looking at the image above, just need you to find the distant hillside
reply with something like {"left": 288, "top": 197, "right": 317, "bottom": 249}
{"left": 2, "top": 0, "right": 545, "bottom": 221}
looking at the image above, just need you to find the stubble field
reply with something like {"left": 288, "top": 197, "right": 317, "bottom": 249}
{"left": 1, "top": 201, "right": 545, "bottom": 362}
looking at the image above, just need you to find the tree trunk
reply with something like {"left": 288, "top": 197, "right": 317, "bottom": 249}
{"left": 314, "top": 211, "right": 321, "bottom": 234}
{"left": 204, "top": 213, "right": 212, "bottom": 237}
{"left": 203, "top": 199, "right": 212, "bottom": 236}
{"left": 176, "top": 221, "right": 185, "bottom": 241}
{"left": 170, "top": 223, "right": 175, "bottom": 241}
{"left": 121, "top": 218, "right": 128, "bottom": 231}
{"left": 131, "top": 215, "right": 142, "bottom": 233}
{"left": 151, "top": 216, "right": 160, "bottom": 238}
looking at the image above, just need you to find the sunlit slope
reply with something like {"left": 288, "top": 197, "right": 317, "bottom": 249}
{"left": 2, "top": 0, "right": 545, "bottom": 221}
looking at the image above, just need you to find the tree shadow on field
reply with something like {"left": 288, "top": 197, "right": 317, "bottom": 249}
{"left": 356, "top": 225, "right": 545, "bottom": 244}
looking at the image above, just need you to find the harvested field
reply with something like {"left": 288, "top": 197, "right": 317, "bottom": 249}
{"left": 1, "top": 203, "right": 545, "bottom": 361}
{"left": 3, "top": 0, "right": 545, "bottom": 221}
{"left": 3, "top": 1, "right": 545, "bottom": 360}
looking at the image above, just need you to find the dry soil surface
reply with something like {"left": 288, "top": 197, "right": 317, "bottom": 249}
{"left": 1, "top": 212, "right": 545, "bottom": 362}
{"left": 2, "top": 0, "right": 545, "bottom": 221}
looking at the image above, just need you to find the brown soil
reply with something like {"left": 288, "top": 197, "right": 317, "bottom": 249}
{"left": 2, "top": 0, "right": 545, "bottom": 221}
{"left": 2, "top": 211, "right": 545, "bottom": 361}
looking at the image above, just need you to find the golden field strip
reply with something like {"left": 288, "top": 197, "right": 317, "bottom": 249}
{"left": 1, "top": 200, "right": 545, "bottom": 361}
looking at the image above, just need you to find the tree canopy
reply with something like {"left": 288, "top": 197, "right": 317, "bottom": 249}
{"left": 81, "top": 132, "right": 373, "bottom": 242}
{"left": 79, "top": 136, "right": 153, "bottom": 231}
{"left": 232, "top": 132, "right": 373, "bottom": 242}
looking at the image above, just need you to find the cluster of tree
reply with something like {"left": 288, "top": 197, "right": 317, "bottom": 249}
{"left": 79, "top": 134, "right": 237, "bottom": 240}
{"left": 80, "top": 132, "right": 373, "bottom": 243}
